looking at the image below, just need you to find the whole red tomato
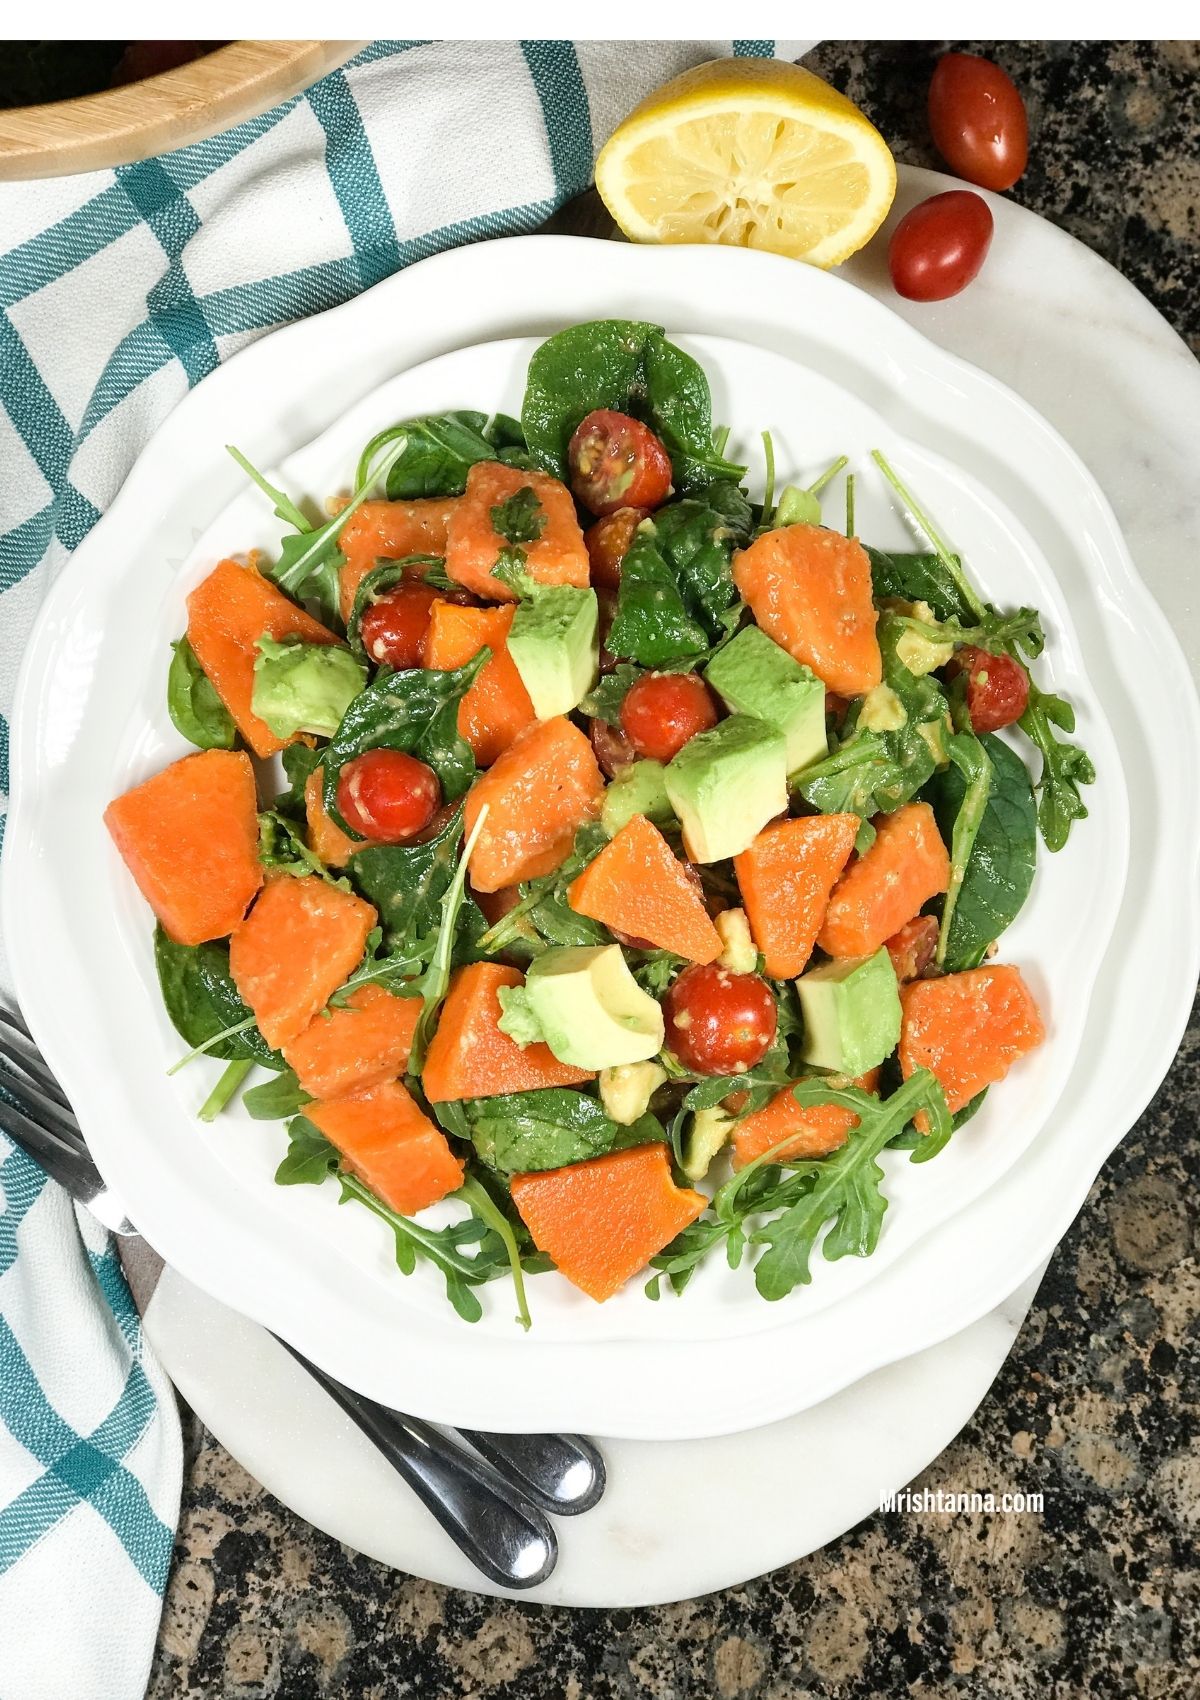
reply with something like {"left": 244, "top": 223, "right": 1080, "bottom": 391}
{"left": 336, "top": 749, "right": 441, "bottom": 843}
{"left": 888, "top": 191, "right": 994, "bottom": 302}
{"left": 568, "top": 411, "right": 672, "bottom": 517}
{"left": 620, "top": 672, "right": 719, "bottom": 764}
{"left": 928, "top": 52, "right": 1028, "bottom": 192}
{"left": 663, "top": 965, "right": 777, "bottom": 1076}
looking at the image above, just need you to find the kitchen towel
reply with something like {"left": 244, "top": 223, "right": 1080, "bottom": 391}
{"left": 0, "top": 38, "right": 808, "bottom": 1698}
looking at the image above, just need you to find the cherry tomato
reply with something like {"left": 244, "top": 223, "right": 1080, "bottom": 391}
{"left": 336, "top": 750, "right": 441, "bottom": 843}
{"left": 663, "top": 965, "right": 778, "bottom": 1076}
{"left": 888, "top": 191, "right": 994, "bottom": 302}
{"left": 951, "top": 645, "right": 1030, "bottom": 733}
{"left": 884, "top": 915, "right": 939, "bottom": 983}
{"left": 590, "top": 718, "right": 635, "bottom": 780}
{"left": 619, "top": 673, "right": 719, "bottom": 764}
{"left": 358, "top": 583, "right": 440, "bottom": 669}
{"left": 584, "top": 507, "right": 649, "bottom": 590}
{"left": 929, "top": 52, "right": 1028, "bottom": 192}
{"left": 568, "top": 411, "right": 672, "bottom": 517}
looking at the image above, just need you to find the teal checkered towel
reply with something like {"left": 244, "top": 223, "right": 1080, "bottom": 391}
{"left": 0, "top": 37, "right": 806, "bottom": 1693}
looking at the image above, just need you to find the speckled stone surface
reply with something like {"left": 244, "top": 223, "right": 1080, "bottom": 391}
{"left": 149, "top": 43, "right": 1200, "bottom": 1699}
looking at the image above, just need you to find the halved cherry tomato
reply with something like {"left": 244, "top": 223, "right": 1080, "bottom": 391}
{"left": 358, "top": 582, "right": 469, "bottom": 670}
{"left": 620, "top": 672, "right": 719, "bottom": 764}
{"left": 929, "top": 52, "right": 1028, "bottom": 192}
{"left": 584, "top": 507, "right": 649, "bottom": 590}
{"left": 663, "top": 964, "right": 778, "bottom": 1076}
{"left": 590, "top": 718, "right": 635, "bottom": 780}
{"left": 951, "top": 645, "right": 1030, "bottom": 733}
{"left": 568, "top": 411, "right": 672, "bottom": 517}
{"left": 884, "top": 915, "right": 940, "bottom": 983}
{"left": 889, "top": 190, "right": 993, "bottom": 302}
{"left": 336, "top": 750, "right": 441, "bottom": 843}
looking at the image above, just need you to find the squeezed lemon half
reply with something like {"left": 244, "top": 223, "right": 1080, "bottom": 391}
{"left": 595, "top": 59, "right": 897, "bottom": 269}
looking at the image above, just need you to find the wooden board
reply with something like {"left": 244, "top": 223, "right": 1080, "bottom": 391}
{"left": 0, "top": 40, "right": 368, "bottom": 180}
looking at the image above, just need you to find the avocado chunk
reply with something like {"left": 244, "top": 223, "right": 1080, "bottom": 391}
{"left": 251, "top": 636, "right": 366, "bottom": 740}
{"left": 601, "top": 759, "right": 675, "bottom": 837}
{"left": 507, "top": 586, "right": 599, "bottom": 719}
{"left": 680, "top": 1105, "right": 734, "bottom": 1182}
{"left": 664, "top": 715, "right": 787, "bottom": 863}
{"left": 523, "top": 945, "right": 664, "bottom": 1069}
{"left": 796, "top": 947, "right": 902, "bottom": 1076}
{"left": 704, "top": 626, "right": 827, "bottom": 775}
{"left": 599, "top": 1060, "right": 667, "bottom": 1125}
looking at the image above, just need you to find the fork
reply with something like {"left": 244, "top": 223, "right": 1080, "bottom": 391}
{"left": 0, "top": 1003, "right": 605, "bottom": 1589}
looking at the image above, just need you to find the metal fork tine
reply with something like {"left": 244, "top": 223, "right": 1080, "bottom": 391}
{"left": 0, "top": 1016, "right": 73, "bottom": 1110}
{"left": 0, "top": 1058, "right": 84, "bottom": 1144}
{"left": 0, "top": 1100, "right": 101, "bottom": 1190}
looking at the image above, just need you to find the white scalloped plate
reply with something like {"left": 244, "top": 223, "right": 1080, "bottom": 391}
{"left": 6, "top": 235, "right": 1197, "bottom": 1439}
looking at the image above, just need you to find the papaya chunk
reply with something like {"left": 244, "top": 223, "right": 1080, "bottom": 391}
{"left": 305, "top": 766, "right": 358, "bottom": 868}
{"left": 464, "top": 717, "right": 604, "bottom": 892}
{"left": 567, "top": 814, "right": 721, "bottom": 964}
{"left": 307, "top": 1079, "right": 464, "bottom": 1216}
{"left": 282, "top": 983, "right": 420, "bottom": 1100}
{"left": 730, "top": 1069, "right": 880, "bottom": 1170}
{"left": 510, "top": 1144, "right": 706, "bottom": 1302}
{"left": 899, "top": 965, "right": 1045, "bottom": 1126}
{"left": 446, "top": 462, "right": 588, "bottom": 603}
{"left": 733, "top": 524, "right": 881, "bottom": 696}
{"left": 229, "top": 876, "right": 376, "bottom": 1048}
{"left": 338, "top": 498, "right": 457, "bottom": 621}
{"left": 734, "top": 813, "right": 859, "bottom": 979}
{"left": 186, "top": 558, "right": 342, "bottom": 758}
{"left": 422, "top": 963, "right": 593, "bottom": 1102}
{"left": 818, "top": 802, "right": 950, "bottom": 959}
{"left": 105, "top": 749, "right": 262, "bottom": 946}
{"left": 423, "top": 601, "right": 535, "bottom": 766}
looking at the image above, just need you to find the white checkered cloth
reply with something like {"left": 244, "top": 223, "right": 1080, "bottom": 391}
{"left": 0, "top": 38, "right": 811, "bottom": 1697}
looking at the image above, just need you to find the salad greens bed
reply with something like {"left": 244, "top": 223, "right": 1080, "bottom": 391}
{"left": 155, "top": 318, "right": 1092, "bottom": 1328}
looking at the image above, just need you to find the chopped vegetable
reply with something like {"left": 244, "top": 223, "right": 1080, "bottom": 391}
{"left": 229, "top": 876, "right": 376, "bottom": 1048}
{"left": 421, "top": 963, "right": 594, "bottom": 1102}
{"left": 817, "top": 802, "right": 951, "bottom": 959}
{"left": 567, "top": 814, "right": 722, "bottom": 964}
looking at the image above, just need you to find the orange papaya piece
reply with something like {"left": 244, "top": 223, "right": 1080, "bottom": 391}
{"left": 186, "top": 558, "right": 342, "bottom": 758}
{"left": 307, "top": 1079, "right": 464, "bottom": 1216}
{"left": 464, "top": 717, "right": 604, "bottom": 892}
{"left": 731, "top": 1069, "right": 881, "bottom": 1170}
{"left": 229, "top": 875, "right": 376, "bottom": 1048}
{"left": 446, "top": 462, "right": 588, "bottom": 603}
{"left": 338, "top": 497, "right": 457, "bottom": 621}
{"left": 423, "top": 601, "right": 535, "bottom": 766}
{"left": 422, "top": 963, "right": 593, "bottom": 1102}
{"left": 567, "top": 814, "right": 721, "bottom": 964}
{"left": 818, "top": 802, "right": 950, "bottom": 959}
{"left": 511, "top": 1144, "right": 706, "bottom": 1302}
{"left": 885, "top": 914, "right": 940, "bottom": 983}
{"left": 899, "top": 965, "right": 1045, "bottom": 1125}
{"left": 733, "top": 524, "right": 881, "bottom": 696}
{"left": 105, "top": 749, "right": 262, "bottom": 946}
{"left": 734, "top": 812, "right": 859, "bottom": 979}
{"left": 305, "top": 766, "right": 359, "bottom": 868}
{"left": 282, "top": 983, "right": 420, "bottom": 1100}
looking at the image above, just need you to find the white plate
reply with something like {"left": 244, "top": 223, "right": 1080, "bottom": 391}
{"left": 6, "top": 233, "right": 1198, "bottom": 1441}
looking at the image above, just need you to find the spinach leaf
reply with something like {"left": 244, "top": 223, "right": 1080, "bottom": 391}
{"left": 1018, "top": 685, "right": 1096, "bottom": 852}
{"left": 491, "top": 485, "right": 546, "bottom": 545}
{"left": 322, "top": 655, "right": 487, "bottom": 833}
{"left": 345, "top": 556, "right": 444, "bottom": 660}
{"left": 476, "top": 822, "right": 608, "bottom": 957}
{"left": 350, "top": 803, "right": 468, "bottom": 952}
{"left": 522, "top": 320, "right": 746, "bottom": 495}
{"left": 605, "top": 530, "right": 710, "bottom": 666}
{"left": 580, "top": 663, "right": 643, "bottom": 725}
{"left": 167, "top": 638, "right": 236, "bottom": 750}
{"left": 931, "top": 733, "right": 1037, "bottom": 968}
{"left": 933, "top": 732, "right": 991, "bottom": 968}
{"left": 154, "top": 926, "right": 281, "bottom": 1068}
{"left": 277, "top": 743, "right": 323, "bottom": 815}
{"left": 459, "top": 1089, "right": 663, "bottom": 1174}
{"left": 352, "top": 412, "right": 497, "bottom": 500}
{"left": 405, "top": 805, "right": 492, "bottom": 1073}
{"left": 244, "top": 1068, "right": 312, "bottom": 1121}
{"left": 484, "top": 413, "right": 527, "bottom": 453}
{"left": 866, "top": 548, "right": 977, "bottom": 623}
{"left": 648, "top": 481, "right": 753, "bottom": 635}
{"left": 258, "top": 810, "right": 344, "bottom": 886}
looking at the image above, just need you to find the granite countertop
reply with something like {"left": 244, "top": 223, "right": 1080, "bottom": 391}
{"left": 149, "top": 42, "right": 1200, "bottom": 1699}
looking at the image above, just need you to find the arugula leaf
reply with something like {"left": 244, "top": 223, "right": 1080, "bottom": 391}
{"left": 274, "top": 1115, "right": 341, "bottom": 1185}
{"left": 258, "top": 810, "right": 345, "bottom": 887}
{"left": 476, "top": 823, "right": 608, "bottom": 957}
{"left": 345, "top": 556, "right": 444, "bottom": 660}
{"left": 1018, "top": 684, "right": 1096, "bottom": 852}
{"left": 321, "top": 655, "right": 487, "bottom": 834}
{"left": 350, "top": 804, "right": 467, "bottom": 953}
{"left": 276, "top": 743, "right": 323, "bottom": 815}
{"left": 606, "top": 530, "right": 710, "bottom": 666}
{"left": 490, "top": 485, "right": 546, "bottom": 546}
{"left": 931, "top": 733, "right": 1036, "bottom": 969}
{"left": 933, "top": 732, "right": 992, "bottom": 968}
{"left": 522, "top": 320, "right": 746, "bottom": 495}
{"left": 580, "top": 664, "right": 643, "bottom": 725}
{"left": 354, "top": 412, "right": 497, "bottom": 500}
{"left": 167, "top": 638, "right": 237, "bottom": 750}
{"left": 405, "top": 805, "right": 491, "bottom": 1073}
{"left": 244, "top": 1068, "right": 312, "bottom": 1121}
{"left": 154, "top": 926, "right": 282, "bottom": 1068}
{"left": 457, "top": 1089, "right": 663, "bottom": 1174}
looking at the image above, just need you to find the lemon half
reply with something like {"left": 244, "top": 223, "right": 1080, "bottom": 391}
{"left": 595, "top": 59, "right": 897, "bottom": 270}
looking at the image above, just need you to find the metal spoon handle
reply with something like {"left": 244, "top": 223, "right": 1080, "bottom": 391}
{"left": 457, "top": 1428, "right": 606, "bottom": 1515}
{"left": 279, "top": 1343, "right": 557, "bottom": 1589}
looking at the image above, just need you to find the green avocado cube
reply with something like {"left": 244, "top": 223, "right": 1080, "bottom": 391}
{"left": 601, "top": 759, "right": 675, "bottom": 837}
{"left": 508, "top": 587, "right": 598, "bottom": 720}
{"left": 663, "top": 714, "right": 787, "bottom": 863}
{"left": 796, "top": 947, "right": 902, "bottom": 1077}
{"left": 251, "top": 636, "right": 365, "bottom": 740}
{"left": 704, "top": 625, "right": 827, "bottom": 776}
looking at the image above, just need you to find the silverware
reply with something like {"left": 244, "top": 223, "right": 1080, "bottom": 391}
{"left": 0, "top": 1003, "right": 606, "bottom": 1586}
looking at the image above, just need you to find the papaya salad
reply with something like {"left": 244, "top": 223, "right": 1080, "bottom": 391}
{"left": 105, "top": 320, "right": 1095, "bottom": 1327}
